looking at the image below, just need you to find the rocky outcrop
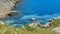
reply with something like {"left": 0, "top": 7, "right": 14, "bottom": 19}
{"left": 0, "top": 0, "right": 19, "bottom": 19}
{"left": 52, "top": 27, "right": 60, "bottom": 33}
{"left": 29, "top": 22, "right": 40, "bottom": 28}
{"left": 0, "top": 0, "right": 19, "bottom": 10}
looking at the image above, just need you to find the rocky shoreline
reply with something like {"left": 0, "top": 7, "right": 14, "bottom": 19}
{"left": 0, "top": 0, "right": 20, "bottom": 19}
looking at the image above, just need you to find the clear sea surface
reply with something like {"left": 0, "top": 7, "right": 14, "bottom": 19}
{"left": 3, "top": 0, "right": 60, "bottom": 27}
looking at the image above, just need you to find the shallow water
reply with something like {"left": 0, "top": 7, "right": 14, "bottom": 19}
{"left": 3, "top": 0, "right": 60, "bottom": 27}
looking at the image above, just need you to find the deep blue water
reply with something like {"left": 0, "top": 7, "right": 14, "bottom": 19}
{"left": 3, "top": 0, "right": 60, "bottom": 27}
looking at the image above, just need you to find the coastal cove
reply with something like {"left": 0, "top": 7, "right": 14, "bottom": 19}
{"left": 0, "top": 0, "right": 60, "bottom": 34}
{"left": 14, "top": 0, "right": 60, "bottom": 26}
{"left": 1, "top": 0, "right": 60, "bottom": 27}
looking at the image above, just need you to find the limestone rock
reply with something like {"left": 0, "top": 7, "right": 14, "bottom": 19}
{"left": 52, "top": 27, "right": 60, "bottom": 33}
{"left": 0, "top": 0, "right": 19, "bottom": 10}
{"left": 0, "top": 0, "right": 19, "bottom": 19}
{"left": 29, "top": 22, "right": 40, "bottom": 28}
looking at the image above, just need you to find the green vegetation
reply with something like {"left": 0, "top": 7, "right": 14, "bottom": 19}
{"left": 0, "top": 18, "right": 60, "bottom": 34}
{"left": 0, "top": 24, "right": 57, "bottom": 34}
{"left": 49, "top": 18, "right": 60, "bottom": 28}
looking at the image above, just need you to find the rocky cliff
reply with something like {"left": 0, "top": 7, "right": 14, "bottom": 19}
{"left": 0, "top": 0, "right": 19, "bottom": 19}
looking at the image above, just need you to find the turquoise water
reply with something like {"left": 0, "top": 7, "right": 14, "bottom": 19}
{"left": 3, "top": 0, "right": 60, "bottom": 27}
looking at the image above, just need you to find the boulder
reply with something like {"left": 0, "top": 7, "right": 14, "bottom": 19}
{"left": 30, "top": 18, "right": 36, "bottom": 21}
{"left": 52, "top": 27, "right": 60, "bottom": 33}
